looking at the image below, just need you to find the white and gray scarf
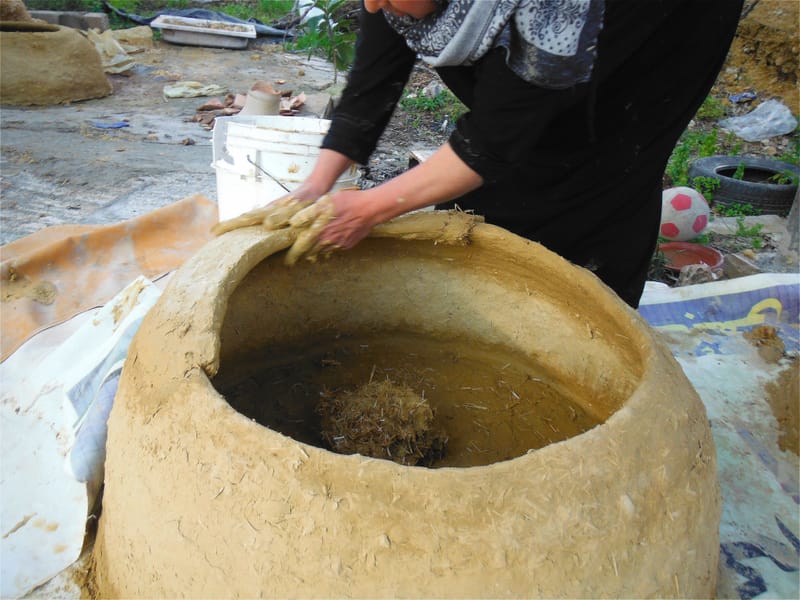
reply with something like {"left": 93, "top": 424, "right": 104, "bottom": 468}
{"left": 383, "top": 0, "right": 605, "bottom": 89}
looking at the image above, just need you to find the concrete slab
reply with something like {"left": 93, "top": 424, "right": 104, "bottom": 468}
{"left": 29, "top": 10, "right": 110, "bottom": 31}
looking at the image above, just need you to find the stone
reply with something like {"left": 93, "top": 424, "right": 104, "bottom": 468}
{"left": 677, "top": 263, "right": 720, "bottom": 286}
{"left": 28, "top": 10, "right": 109, "bottom": 31}
{"left": 724, "top": 252, "right": 763, "bottom": 278}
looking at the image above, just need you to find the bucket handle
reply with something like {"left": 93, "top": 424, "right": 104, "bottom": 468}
{"left": 247, "top": 155, "right": 290, "bottom": 193}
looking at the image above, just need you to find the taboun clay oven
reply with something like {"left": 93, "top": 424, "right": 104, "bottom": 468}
{"left": 0, "top": 22, "right": 112, "bottom": 106}
{"left": 92, "top": 211, "right": 721, "bottom": 598}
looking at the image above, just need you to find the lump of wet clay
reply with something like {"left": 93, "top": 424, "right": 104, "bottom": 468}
{"left": 744, "top": 324, "right": 785, "bottom": 363}
{"left": 317, "top": 379, "right": 447, "bottom": 466}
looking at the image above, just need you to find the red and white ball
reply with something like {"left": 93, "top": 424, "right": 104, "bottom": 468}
{"left": 660, "top": 186, "right": 710, "bottom": 241}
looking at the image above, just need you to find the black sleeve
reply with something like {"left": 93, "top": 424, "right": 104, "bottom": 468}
{"left": 441, "top": 49, "right": 588, "bottom": 186}
{"left": 442, "top": 0, "right": 720, "bottom": 185}
{"left": 320, "top": 5, "right": 417, "bottom": 165}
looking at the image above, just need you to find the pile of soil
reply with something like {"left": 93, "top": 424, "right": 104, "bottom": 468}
{"left": 716, "top": 0, "right": 798, "bottom": 111}
{"left": 744, "top": 323, "right": 786, "bottom": 363}
{"left": 317, "top": 378, "right": 447, "bottom": 466}
{"left": 766, "top": 365, "right": 800, "bottom": 456}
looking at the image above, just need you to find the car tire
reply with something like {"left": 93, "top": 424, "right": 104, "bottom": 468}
{"left": 688, "top": 155, "right": 799, "bottom": 216}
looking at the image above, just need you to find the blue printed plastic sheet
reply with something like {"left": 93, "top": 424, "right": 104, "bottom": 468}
{"left": 640, "top": 273, "right": 800, "bottom": 599}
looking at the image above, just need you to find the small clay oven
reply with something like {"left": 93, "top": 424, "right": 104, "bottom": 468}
{"left": 93, "top": 212, "right": 720, "bottom": 598}
{"left": 0, "top": 22, "right": 111, "bottom": 105}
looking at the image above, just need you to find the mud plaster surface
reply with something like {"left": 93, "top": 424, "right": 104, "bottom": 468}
{"left": 0, "top": 25, "right": 112, "bottom": 105}
{"left": 0, "top": 267, "right": 55, "bottom": 305}
{"left": 765, "top": 364, "right": 800, "bottom": 455}
{"left": 742, "top": 325, "right": 798, "bottom": 455}
{"left": 93, "top": 214, "right": 721, "bottom": 598}
{"left": 216, "top": 332, "right": 600, "bottom": 468}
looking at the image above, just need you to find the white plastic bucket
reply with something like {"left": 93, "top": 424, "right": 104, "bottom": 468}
{"left": 212, "top": 115, "right": 360, "bottom": 221}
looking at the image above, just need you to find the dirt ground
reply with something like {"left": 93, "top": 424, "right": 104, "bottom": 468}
{"left": 0, "top": 34, "right": 340, "bottom": 245}
{"left": 717, "top": 0, "right": 799, "bottom": 111}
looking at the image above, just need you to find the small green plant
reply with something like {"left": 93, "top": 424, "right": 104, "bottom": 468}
{"left": 732, "top": 161, "right": 746, "bottom": 180}
{"left": 691, "top": 232, "right": 711, "bottom": 244}
{"left": 699, "top": 130, "right": 720, "bottom": 157}
{"left": 777, "top": 121, "right": 800, "bottom": 165}
{"left": 735, "top": 216, "right": 764, "bottom": 249}
{"left": 735, "top": 215, "right": 762, "bottom": 235}
{"left": 290, "top": 0, "right": 357, "bottom": 83}
{"left": 725, "top": 131, "right": 742, "bottom": 156}
{"left": 695, "top": 95, "right": 726, "bottom": 120}
{"left": 222, "top": 0, "right": 295, "bottom": 23}
{"left": 401, "top": 94, "right": 444, "bottom": 113}
{"left": 400, "top": 89, "right": 467, "bottom": 124}
{"left": 665, "top": 129, "right": 721, "bottom": 186}
{"left": 769, "top": 169, "right": 799, "bottom": 185}
{"left": 716, "top": 202, "right": 760, "bottom": 217}
{"left": 690, "top": 175, "right": 721, "bottom": 201}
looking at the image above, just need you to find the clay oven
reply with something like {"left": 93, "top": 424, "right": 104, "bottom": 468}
{"left": 93, "top": 212, "right": 720, "bottom": 598}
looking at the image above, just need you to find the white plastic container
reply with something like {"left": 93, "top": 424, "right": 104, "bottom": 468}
{"left": 212, "top": 116, "right": 360, "bottom": 221}
{"left": 150, "top": 15, "right": 256, "bottom": 49}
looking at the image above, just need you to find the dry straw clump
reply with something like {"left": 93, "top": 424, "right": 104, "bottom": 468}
{"left": 317, "top": 378, "right": 447, "bottom": 466}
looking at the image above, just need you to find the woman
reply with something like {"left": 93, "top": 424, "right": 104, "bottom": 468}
{"left": 224, "top": 0, "right": 743, "bottom": 307}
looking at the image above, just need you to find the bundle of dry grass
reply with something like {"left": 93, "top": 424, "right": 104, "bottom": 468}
{"left": 318, "top": 378, "right": 447, "bottom": 466}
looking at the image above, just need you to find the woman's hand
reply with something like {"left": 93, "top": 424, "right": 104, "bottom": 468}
{"left": 287, "top": 143, "right": 483, "bottom": 263}
{"left": 318, "top": 188, "right": 379, "bottom": 250}
{"left": 279, "top": 189, "right": 377, "bottom": 265}
{"left": 211, "top": 149, "right": 353, "bottom": 236}
{"left": 210, "top": 193, "right": 314, "bottom": 236}
{"left": 213, "top": 143, "right": 483, "bottom": 265}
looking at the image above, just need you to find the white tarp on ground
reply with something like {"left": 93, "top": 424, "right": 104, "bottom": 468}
{"left": 0, "top": 277, "right": 162, "bottom": 599}
{"left": 640, "top": 273, "right": 800, "bottom": 600}
{"left": 0, "top": 272, "right": 797, "bottom": 599}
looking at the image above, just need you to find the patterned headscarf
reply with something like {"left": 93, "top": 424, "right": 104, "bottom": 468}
{"left": 383, "top": 0, "right": 605, "bottom": 89}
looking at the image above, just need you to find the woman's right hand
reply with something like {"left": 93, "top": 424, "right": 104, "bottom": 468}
{"left": 210, "top": 155, "right": 344, "bottom": 236}
{"left": 210, "top": 193, "right": 315, "bottom": 236}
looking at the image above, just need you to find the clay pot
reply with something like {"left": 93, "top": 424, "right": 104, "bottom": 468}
{"left": 0, "top": 22, "right": 111, "bottom": 105}
{"left": 93, "top": 212, "right": 721, "bottom": 598}
{"left": 239, "top": 87, "right": 281, "bottom": 116}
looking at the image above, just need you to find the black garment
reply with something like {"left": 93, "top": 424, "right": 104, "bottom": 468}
{"left": 322, "top": 0, "right": 743, "bottom": 307}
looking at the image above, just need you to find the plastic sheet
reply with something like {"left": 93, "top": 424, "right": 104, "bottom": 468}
{"left": 719, "top": 99, "right": 799, "bottom": 142}
{"left": 641, "top": 274, "right": 800, "bottom": 599}
{"left": 0, "top": 194, "right": 217, "bottom": 362}
{"left": 0, "top": 277, "right": 162, "bottom": 599}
